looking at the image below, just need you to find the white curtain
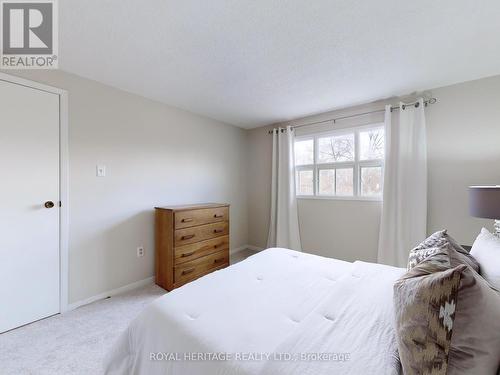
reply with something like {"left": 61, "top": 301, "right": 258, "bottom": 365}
{"left": 378, "top": 99, "right": 427, "bottom": 267}
{"left": 267, "top": 126, "right": 302, "bottom": 251}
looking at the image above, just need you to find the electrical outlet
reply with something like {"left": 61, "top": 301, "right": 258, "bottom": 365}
{"left": 96, "top": 165, "right": 106, "bottom": 177}
{"left": 137, "top": 246, "right": 144, "bottom": 257}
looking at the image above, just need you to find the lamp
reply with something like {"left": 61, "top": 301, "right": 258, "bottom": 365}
{"left": 469, "top": 185, "right": 500, "bottom": 236}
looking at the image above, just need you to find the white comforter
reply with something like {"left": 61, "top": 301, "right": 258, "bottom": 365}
{"left": 104, "top": 248, "right": 405, "bottom": 375}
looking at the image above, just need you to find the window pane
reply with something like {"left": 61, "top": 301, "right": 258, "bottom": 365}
{"left": 360, "top": 166, "right": 382, "bottom": 196}
{"left": 295, "top": 139, "right": 314, "bottom": 166}
{"left": 360, "top": 128, "right": 385, "bottom": 160}
{"left": 318, "top": 169, "right": 335, "bottom": 195}
{"left": 296, "top": 170, "right": 314, "bottom": 195}
{"left": 318, "top": 133, "right": 354, "bottom": 163}
{"left": 336, "top": 168, "right": 354, "bottom": 196}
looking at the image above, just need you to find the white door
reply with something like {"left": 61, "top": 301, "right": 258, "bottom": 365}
{"left": 0, "top": 79, "right": 60, "bottom": 333}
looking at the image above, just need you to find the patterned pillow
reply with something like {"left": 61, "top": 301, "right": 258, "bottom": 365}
{"left": 395, "top": 253, "right": 463, "bottom": 375}
{"left": 407, "top": 246, "right": 442, "bottom": 270}
{"left": 395, "top": 245, "right": 500, "bottom": 375}
{"left": 407, "top": 230, "right": 479, "bottom": 272}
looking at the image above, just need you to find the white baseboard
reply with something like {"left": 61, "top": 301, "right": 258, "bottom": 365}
{"left": 246, "top": 245, "right": 265, "bottom": 252}
{"left": 231, "top": 245, "right": 248, "bottom": 255}
{"left": 65, "top": 276, "right": 155, "bottom": 312}
{"left": 231, "top": 244, "right": 265, "bottom": 255}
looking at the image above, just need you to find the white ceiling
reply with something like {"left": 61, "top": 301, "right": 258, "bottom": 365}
{"left": 60, "top": 1, "right": 500, "bottom": 128}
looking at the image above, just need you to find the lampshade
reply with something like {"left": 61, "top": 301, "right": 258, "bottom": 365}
{"left": 469, "top": 186, "right": 500, "bottom": 219}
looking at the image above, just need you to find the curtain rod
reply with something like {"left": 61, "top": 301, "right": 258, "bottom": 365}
{"left": 268, "top": 97, "right": 437, "bottom": 134}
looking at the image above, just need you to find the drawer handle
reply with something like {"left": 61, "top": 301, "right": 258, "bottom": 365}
{"left": 181, "top": 234, "right": 195, "bottom": 240}
{"left": 181, "top": 218, "right": 193, "bottom": 223}
{"left": 214, "top": 258, "right": 225, "bottom": 264}
{"left": 213, "top": 243, "right": 224, "bottom": 249}
{"left": 213, "top": 229, "right": 224, "bottom": 234}
{"left": 214, "top": 214, "right": 224, "bottom": 218}
{"left": 182, "top": 268, "right": 195, "bottom": 275}
{"left": 181, "top": 251, "right": 195, "bottom": 257}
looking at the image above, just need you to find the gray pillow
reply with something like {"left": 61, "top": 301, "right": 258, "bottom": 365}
{"left": 395, "top": 259, "right": 462, "bottom": 374}
{"left": 408, "top": 230, "right": 480, "bottom": 272}
{"left": 395, "top": 245, "right": 500, "bottom": 374}
{"left": 448, "top": 262, "right": 500, "bottom": 374}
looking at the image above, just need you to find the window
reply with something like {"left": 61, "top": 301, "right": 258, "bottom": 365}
{"left": 294, "top": 124, "right": 385, "bottom": 199}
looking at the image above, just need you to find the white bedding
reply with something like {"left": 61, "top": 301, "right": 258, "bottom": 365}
{"left": 104, "top": 248, "right": 406, "bottom": 375}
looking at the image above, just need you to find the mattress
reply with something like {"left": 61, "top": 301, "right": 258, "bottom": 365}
{"left": 104, "top": 248, "right": 406, "bottom": 375}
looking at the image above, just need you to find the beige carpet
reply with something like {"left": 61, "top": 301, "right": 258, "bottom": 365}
{"left": 0, "top": 284, "right": 166, "bottom": 375}
{"left": 0, "top": 249, "right": 256, "bottom": 375}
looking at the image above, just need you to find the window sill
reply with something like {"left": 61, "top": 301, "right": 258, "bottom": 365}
{"left": 296, "top": 195, "right": 382, "bottom": 202}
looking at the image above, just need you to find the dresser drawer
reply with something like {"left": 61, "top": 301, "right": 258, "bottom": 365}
{"left": 175, "top": 207, "right": 229, "bottom": 229}
{"left": 175, "top": 235, "right": 229, "bottom": 265}
{"left": 174, "top": 250, "right": 229, "bottom": 286}
{"left": 174, "top": 221, "right": 229, "bottom": 246}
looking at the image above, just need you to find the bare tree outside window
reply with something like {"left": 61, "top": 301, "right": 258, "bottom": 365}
{"left": 360, "top": 129, "right": 384, "bottom": 160}
{"left": 318, "top": 134, "right": 354, "bottom": 163}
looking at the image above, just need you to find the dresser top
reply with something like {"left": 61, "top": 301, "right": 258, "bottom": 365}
{"left": 155, "top": 203, "right": 229, "bottom": 212}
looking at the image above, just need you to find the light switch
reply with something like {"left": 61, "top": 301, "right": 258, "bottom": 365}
{"left": 96, "top": 165, "right": 106, "bottom": 177}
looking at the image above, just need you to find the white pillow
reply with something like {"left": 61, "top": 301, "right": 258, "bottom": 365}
{"left": 470, "top": 228, "right": 500, "bottom": 290}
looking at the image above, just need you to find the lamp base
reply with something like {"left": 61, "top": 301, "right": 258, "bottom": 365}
{"left": 495, "top": 220, "right": 500, "bottom": 237}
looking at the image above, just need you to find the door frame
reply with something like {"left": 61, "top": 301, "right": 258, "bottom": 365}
{"left": 0, "top": 72, "right": 70, "bottom": 313}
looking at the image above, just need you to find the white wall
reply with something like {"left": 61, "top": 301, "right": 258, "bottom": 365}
{"left": 297, "top": 199, "right": 381, "bottom": 262}
{"left": 247, "top": 75, "right": 500, "bottom": 262}
{"left": 427, "top": 75, "right": 500, "bottom": 243}
{"left": 2, "top": 70, "right": 248, "bottom": 304}
{"left": 246, "top": 125, "right": 273, "bottom": 248}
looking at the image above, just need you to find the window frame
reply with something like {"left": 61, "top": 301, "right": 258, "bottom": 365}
{"left": 294, "top": 123, "right": 385, "bottom": 201}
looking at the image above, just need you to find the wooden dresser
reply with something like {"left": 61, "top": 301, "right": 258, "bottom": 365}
{"left": 155, "top": 203, "right": 230, "bottom": 291}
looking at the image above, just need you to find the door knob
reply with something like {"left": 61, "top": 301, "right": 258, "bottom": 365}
{"left": 44, "top": 201, "right": 55, "bottom": 209}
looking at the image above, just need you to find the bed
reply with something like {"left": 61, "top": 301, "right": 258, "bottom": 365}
{"left": 104, "top": 248, "right": 406, "bottom": 375}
